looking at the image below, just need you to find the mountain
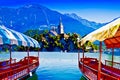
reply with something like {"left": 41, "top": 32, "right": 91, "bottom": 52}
{"left": 107, "top": 16, "right": 120, "bottom": 23}
{"left": 65, "top": 13, "right": 105, "bottom": 29}
{"left": 0, "top": 4, "right": 96, "bottom": 36}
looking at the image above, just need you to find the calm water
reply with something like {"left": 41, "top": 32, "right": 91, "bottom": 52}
{"left": 0, "top": 52, "right": 120, "bottom": 80}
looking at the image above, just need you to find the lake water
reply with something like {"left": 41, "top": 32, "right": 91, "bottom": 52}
{"left": 0, "top": 52, "right": 120, "bottom": 80}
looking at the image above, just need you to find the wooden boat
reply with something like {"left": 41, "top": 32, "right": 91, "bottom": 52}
{"left": 0, "top": 25, "right": 40, "bottom": 79}
{"left": 0, "top": 56, "right": 39, "bottom": 80}
{"left": 78, "top": 18, "right": 120, "bottom": 80}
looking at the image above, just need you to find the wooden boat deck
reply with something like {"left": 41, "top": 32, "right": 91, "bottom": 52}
{"left": 0, "top": 56, "right": 39, "bottom": 80}
{"left": 79, "top": 58, "right": 120, "bottom": 80}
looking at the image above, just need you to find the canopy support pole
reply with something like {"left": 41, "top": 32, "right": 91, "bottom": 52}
{"left": 27, "top": 47, "right": 30, "bottom": 73}
{"left": 78, "top": 48, "right": 80, "bottom": 66}
{"left": 98, "top": 41, "right": 102, "bottom": 80}
{"left": 9, "top": 45, "right": 12, "bottom": 66}
{"left": 38, "top": 48, "right": 40, "bottom": 63}
{"left": 82, "top": 47, "right": 85, "bottom": 73}
{"left": 112, "top": 48, "right": 114, "bottom": 67}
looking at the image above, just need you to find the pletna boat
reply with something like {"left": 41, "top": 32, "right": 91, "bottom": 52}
{"left": 0, "top": 25, "right": 40, "bottom": 80}
{"left": 78, "top": 18, "right": 120, "bottom": 80}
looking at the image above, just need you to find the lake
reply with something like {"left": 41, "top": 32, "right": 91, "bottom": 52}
{"left": 0, "top": 52, "right": 120, "bottom": 80}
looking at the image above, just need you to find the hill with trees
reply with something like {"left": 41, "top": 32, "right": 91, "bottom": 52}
{"left": 23, "top": 29, "right": 99, "bottom": 52}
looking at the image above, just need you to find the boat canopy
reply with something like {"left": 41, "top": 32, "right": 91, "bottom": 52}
{"left": 80, "top": 18, "right": 120, "bottom": 49}
{"left": 0, "top": 25, "right": 40, "bottom": 48}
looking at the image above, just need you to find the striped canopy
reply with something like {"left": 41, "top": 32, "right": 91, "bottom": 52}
{"left": 0, "top": 25, "right": 40, "bottom": 48}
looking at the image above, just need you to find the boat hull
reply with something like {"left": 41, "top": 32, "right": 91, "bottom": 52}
{"left": 0, "top": 56, "right": 39, "bottom": 80}
{"left": 79, "top": 58, "right": 120, "bottom": 80}
{"left": 19, "top": 67, "right": 38, "bottom": 80}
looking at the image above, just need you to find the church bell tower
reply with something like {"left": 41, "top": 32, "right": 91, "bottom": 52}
{"left": 58, "top": 17, "right": 64, "bottom": 34}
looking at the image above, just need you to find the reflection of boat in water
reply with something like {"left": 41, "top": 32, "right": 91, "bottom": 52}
{"left": 0, "top": 25, "right": 40, "bottom": 79}
{"left": 27, "top": 73, "right": 38, "bottom": 80}
{"left": 78, "top": 18, "right": 120, "bottom": 80}
{"left": 80, "top": 76, "right": 87, "bottom": 80}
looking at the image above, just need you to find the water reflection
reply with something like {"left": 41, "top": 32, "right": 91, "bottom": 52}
{"left": 80, "top": 76, "right": 87, "bottom": 80}
{"left": 36, "top": 52, "right": 82, "bottom": 80}
{"left": 27, "top": 73, "right": 38, "bottom": 80}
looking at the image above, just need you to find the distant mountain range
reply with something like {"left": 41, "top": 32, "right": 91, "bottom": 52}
{"left": 0, "top": 4, "right": 110, "bottom": 36}
{"left": 65, "top": 13, "right": 105, "bottom": 29}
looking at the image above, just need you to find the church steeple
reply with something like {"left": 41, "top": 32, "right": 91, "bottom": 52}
{"left": 58, "top": 17, "right": 64, "bottom": 34}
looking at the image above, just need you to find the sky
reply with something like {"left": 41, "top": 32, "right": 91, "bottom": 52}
{"left": 0, "top": 0, "right": 120, "bottom": 23}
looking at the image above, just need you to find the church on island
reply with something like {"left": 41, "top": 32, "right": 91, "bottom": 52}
{"left": 49, "top": 17, "right": 69, "bottom": 39}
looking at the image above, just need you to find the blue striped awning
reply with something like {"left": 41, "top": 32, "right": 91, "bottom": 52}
{"left": 0, "top": 25, "right": 40, "bottom": 48}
